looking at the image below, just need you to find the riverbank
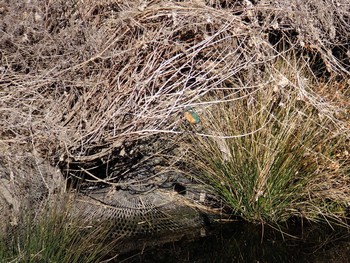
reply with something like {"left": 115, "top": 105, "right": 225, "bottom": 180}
{"left": 1, "top": 0, "right": 349, "bottom": 261}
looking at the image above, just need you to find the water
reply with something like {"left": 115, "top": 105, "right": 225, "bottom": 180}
{"left": 117, "top": 220, "right": 350, "bottom": 263}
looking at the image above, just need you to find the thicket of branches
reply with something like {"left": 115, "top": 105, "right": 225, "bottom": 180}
{"left": 1, "top": 0, "right": 349, "bottom": 181}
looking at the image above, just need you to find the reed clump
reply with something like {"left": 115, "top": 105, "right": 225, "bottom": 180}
{"left": 180, "top": 55, "right": 350, "bottom": 224}
{"left": 0, "top": 194, "right": 118, "bottom": 263}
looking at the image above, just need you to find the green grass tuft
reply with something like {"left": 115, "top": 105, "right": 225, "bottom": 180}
{"left": 182, "top": 56, "right": 350, "bottom": 225}
{"left": 0, "top": 195, "right": 119, "bottom": 263}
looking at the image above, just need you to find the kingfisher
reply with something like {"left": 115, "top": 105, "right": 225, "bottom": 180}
{"left": 184, "top": 106, "right": 200, "bottom": 124}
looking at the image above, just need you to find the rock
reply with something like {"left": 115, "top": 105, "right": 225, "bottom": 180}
{"left": 0, "top": 149, "right": 65, "bottom": 234}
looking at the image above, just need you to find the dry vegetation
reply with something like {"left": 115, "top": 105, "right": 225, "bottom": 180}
{"left": 0, "top": 0, "right": 349, "bottom": 223}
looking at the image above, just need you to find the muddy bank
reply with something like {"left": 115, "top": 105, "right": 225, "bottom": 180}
{"left": 0, "top": 148, "right": 219, "bottom": 243}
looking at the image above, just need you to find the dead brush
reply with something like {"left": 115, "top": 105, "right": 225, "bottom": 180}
{"left": 0, "top": 0, "right": 349, "bottom": 186}
{"left": 0, "top": 0, "right": 274, "bottom": 176}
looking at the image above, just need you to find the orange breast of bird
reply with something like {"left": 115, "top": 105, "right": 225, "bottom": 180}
{"left": 184, "top": 111, "right": 200, "bottom": 124}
